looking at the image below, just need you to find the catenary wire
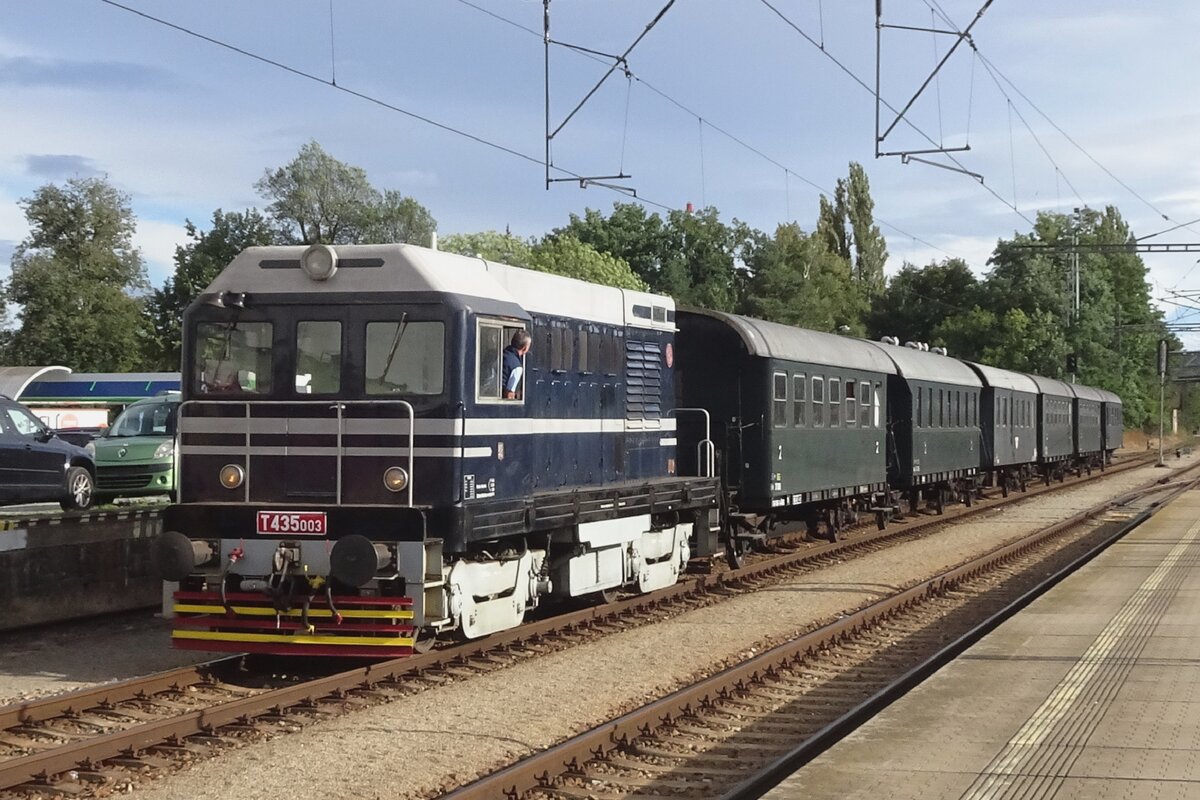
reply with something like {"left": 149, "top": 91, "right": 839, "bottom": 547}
{"left": 452, "top": 0, "right": 961, "bottom": 259}
{"left": 96, "top": 0, "right": 676, "bottom": 212}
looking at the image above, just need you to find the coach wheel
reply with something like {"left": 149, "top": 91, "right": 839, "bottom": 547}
{"left": 1001, "top": 478, "right": 1009, "bottom": 498}
{"left": 726, "top": 538, "right": 748, "bottom": 570}
{"left": 412, "top": 627, "right": 437, "bottom": 654}
{"left": 964, "top": 486, "right": 973, "bottom": 508}
{"left": 907, "top": 490, "right": 921, "bottom": 516}
{"left": 934, "top": 489, "right": 945, "bottom": 515}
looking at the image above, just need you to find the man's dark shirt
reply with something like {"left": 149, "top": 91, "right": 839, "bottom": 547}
{"left": 502, "top": 345, "right": 524, "bottom": 396}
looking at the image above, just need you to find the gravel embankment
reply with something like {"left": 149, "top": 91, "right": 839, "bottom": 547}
{"left": 117, "top": 454, "right": 1193, "bottom": 800}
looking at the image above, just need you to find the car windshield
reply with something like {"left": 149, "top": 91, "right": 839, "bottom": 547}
{"left": 108, "top": 402, "right": 178, "bottom": 438}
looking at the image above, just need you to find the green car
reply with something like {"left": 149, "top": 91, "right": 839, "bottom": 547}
{"left": 87, "top": 394, "right": 180, "bottom": 504}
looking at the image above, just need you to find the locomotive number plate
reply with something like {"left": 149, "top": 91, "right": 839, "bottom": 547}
{"left": 256, "top": 511, "right": 328, "bottom": 536}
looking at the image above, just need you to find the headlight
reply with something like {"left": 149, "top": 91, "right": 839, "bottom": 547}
{"left": 219, "top": 464, "right": 245, "bottom": 489}
{"left": 154, "top": 441, "right": 175, "bottom": 459}
{"left": 84, "top": 442, "right": 95, "bottom": 456}
{"left": 383, "top": 466, "right": 409, "bottom": 493}
{"left": 301, "top": 243, "right": 338, "bottom": 281}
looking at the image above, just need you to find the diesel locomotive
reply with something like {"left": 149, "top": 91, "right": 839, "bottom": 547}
{"left": 158, "top": 242, "right": 1123, "bottom": 657}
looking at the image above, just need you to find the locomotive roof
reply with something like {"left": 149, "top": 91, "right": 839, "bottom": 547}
{"left": 680, "top": 309, "right": 898, "bottom": 374}
{"left": 204, "top": 243, "right": 675, "bottom": 331}
{"left": 966, "top": 362, "right": 1040, "bottom": 393}
{"left": 1024, "top": 374, "right": 1074, "bottom": 398}
{"left": 865, "top": 343, "right": 983, "bottom": 388}
{"left": 1069, "top": 383, "right": 1106, "bottom": 402}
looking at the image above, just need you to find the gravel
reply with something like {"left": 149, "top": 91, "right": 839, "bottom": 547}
{"left": 1, "top": 454, "right": 1188, "bottom": 799}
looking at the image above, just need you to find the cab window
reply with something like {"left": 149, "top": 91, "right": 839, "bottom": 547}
{"left": 195, "top": 321, "right": 273, "bottom": 394}
{"left": 476, "top": 320, "right": 527, "bottom": 402}
{"left": 365, "top": 320, "right": 445, "bottom": 395}
{"left": 295, "top": 321, "right": 342, "bottom": 394}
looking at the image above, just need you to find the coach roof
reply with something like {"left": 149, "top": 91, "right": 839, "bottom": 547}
{"left": 866, "top": 342, "right": 983, "bottom": 388}
{"left": 1025, "top": 374, "right": 1074, "bottom": 398}
{"left": 680, "top": 309, "right": 898, "bottom": 374}
{"left": 1070, "top": 384, "right": 1106, "bottom": 402}
{"left": 966, "top": 362, "right": 1040, "bottom": 393}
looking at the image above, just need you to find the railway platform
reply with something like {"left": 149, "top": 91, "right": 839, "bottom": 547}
{"left": 762, "top": 483, "right": 1200, "bottom": 800}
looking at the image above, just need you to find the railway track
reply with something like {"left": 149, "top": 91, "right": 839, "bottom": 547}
{"left": 0, "top": 453, "right": 1170, "bottom": 797}
{"left": 441, "top": 462, "right": 1200, "bottom": 800}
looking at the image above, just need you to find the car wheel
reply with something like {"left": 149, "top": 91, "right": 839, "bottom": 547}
{"left": 61, "top": 467, "right": 95, "bottom": 512}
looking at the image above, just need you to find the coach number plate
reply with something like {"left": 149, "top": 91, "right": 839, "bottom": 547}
{"left": 256, "top": 511, "right": 328, "bottom": 536}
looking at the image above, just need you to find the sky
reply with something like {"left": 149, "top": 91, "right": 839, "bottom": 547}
{"left": 2, "top": 0, "right": 1199, "bottom": 342}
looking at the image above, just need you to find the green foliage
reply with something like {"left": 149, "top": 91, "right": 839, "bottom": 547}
{"left": 144, "top": 209, "right": 279, "bottom": 370}
{"left": 530, "top": 235, "right": 647, "bottom": 291}
{"left": 4, "top": 177, "right": 149, "bottom": 371}
{"left": 439, "top": 231, "right": 534, "bottom": 267}
{"left": 740, "top": 223, "right": 865, "bottom": 334}
{"left": 867, "top": 258, "right": 978, "bottom": 344}
{"left": 440, "top": 230, "right": 647, "bottom": 290}
{"left": 815, "top": 162, "right": 886, "bottom": 295}
{"left": 255, "top": 140, "right": 436, "bottom": 246}
{"left": 556, "top": 203, "right": 750, "bottom": 309}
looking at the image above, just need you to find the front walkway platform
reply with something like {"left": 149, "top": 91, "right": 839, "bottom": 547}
{"left": 762, "top": 485, "right": 1200, "bottom": 800}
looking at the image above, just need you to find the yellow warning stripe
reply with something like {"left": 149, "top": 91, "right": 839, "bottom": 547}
{"left": 172, "top": 603, "right": 414, "bottom": 620}
{"left": 172, "top": 630, "right": 414, "bottom": 646}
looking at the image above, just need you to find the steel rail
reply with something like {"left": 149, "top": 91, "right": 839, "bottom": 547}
{"left": 439, "top": 459, "right": 1200, "bottom": 800}
{"left": 0, "top": 452, "right": 1163, "bottom": 791}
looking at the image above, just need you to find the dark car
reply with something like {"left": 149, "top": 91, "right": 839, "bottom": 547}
{"left": 0, "top": 395, "right": 96, "bottom": 511}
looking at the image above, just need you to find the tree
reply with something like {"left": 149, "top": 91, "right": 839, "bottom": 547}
{"left": 556, "top": 203, "right": 670, "bottom": 289}
{"left": 145, "top": 209, "right": 278, "bottom": 370}
{"left": 530, "top": 235, "right": 647, "bottom": 291}
{"left": 255, "top": 140, "right": 436, "bottom": 246}
{"left": 740, "top": 223, "right": 865, "bottom": 334}
{"left": 867, "top": 258, "right": 979, "bottom": 345}
{"left": 816, "top": 163, "right": 886, "bottom": 296}
{"left": 440, "top": 230, "right": 535, "bottom": 267}
{"left": 441, "top": 230, "right": 647, "bottom": 290}
{"left": 4, "top": 177, "right": 148, "bottom": 371}
{"left": 845, "top": 163, "right": 888, "bottom": 296}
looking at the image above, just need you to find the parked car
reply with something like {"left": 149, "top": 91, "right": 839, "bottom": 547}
{"left": 0, "top": 395, "right": 96, "bottom": 511}
{"left": 88, "top": 393, "right": 180, "bottom": 504}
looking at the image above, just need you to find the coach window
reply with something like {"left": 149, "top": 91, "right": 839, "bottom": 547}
{"left": 812, "top": 377, "right": 825, "bottom": 427}
{"left": 295, "top": 321, "right": 341, "bottom": 394}
{"left": 366, "top": 320, "right": 446, "bottom": 396}
{"left": 793, "top": 374, "right": 806, "bottom": 427}
{"left": 845, "top": 380, "right": 857, "bottom": 426}
{"left": 859, "top": 382, "right": 872, "bottom": 427}
{"left": 772, "top": 372, "right": 788, "bottom": 427}
{"left": 915, "top": 385, "right": 922, "bottom": 428}
{"left": 938, "top": 389, "right": 944, "bottom": 428}
{"left": 829, "top": 378, "right": 842, "bottom": 427}
{"left": 195, "top": 321, "right": 273, "bottom": 394}
{"left": 956, "top": 391, "right": 962, "bottom": 427}
{"left": 926, "top": 387, "right": 934, "bottom": 427}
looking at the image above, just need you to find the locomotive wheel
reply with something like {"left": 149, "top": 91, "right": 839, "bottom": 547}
{"left": 726, "top": 539, "right": 748, "bottom": 570}
{"left": 598, "top": 587, "right": 622, "bottom": 604}
{"left": 412, "top": 627, "right": 438, "bottom": 654}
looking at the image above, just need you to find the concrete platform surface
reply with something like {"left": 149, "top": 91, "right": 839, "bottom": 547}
{"left": 762, "top": 486, "right": 1200, "bottom": 800}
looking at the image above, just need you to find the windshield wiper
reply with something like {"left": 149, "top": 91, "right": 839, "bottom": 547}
{"left": 379, "top": 312, "right": 409, "bottom": 386}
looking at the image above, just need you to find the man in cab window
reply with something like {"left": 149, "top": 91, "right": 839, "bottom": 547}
{"left": 503, "top": 330, "right": 531, "bottom": 400}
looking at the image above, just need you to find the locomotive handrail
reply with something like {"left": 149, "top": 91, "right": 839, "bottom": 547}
{"left": 178, "top": 399, "right": 416, "bottom": 507}
{"left": 669, "top": 407, "right": 714, "bottom": 478}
